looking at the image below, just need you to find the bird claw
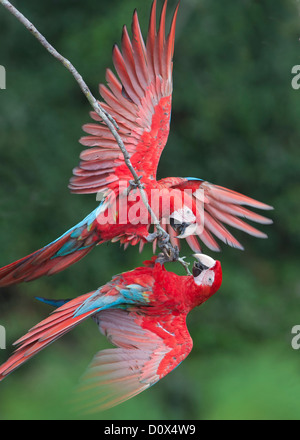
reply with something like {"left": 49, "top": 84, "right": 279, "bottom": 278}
{"left": 156, "top": 244, "right": 180, "bottom": 264}
{"left": 155, "top": 245, "right": 191, "bottom": 275}
{"left": 147, "top": 229, "right": 190, "bottom": 274}
{"left": 145, "top": 229, "right": 169, "bottom": 244}
{"left": 158, "top": 232, "right": 170, "bottom": 246}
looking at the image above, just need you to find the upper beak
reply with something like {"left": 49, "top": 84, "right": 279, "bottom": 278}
{"left": 193, "top": 253, "right": 216, "bottom": 269}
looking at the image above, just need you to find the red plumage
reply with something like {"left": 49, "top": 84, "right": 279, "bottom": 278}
{"left": 0, "top": 254, "right": 222, "bottom": 412}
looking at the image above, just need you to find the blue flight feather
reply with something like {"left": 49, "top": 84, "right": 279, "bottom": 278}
{"left": 73, "top": 283, "right": 149, "bottom": 318}
{"left": 35, "top": 297, "right": 70, "bottom": 308}
{"left": 48, "top": 200, "right": 106, "bottom": 259}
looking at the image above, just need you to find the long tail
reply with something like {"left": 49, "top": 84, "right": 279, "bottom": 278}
{"left": 0, "top": 294, "right": 93, "bottom": 381}
{"left": 0, "top": 208, "right": 102, "bottom": 287}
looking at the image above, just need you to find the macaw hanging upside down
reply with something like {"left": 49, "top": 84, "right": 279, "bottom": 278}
{"left": 0, "top": 254, "right": 222, "bottom": 412}
{"left": 0, "top": 0, "right": 272, "bottom": 287}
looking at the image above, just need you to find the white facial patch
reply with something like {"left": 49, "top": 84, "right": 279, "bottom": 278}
{"left": 170, "top": 206, "right": 196, "bottom": 225}
{"left": 194, "top": 269, "right": 215, "bottom": 287}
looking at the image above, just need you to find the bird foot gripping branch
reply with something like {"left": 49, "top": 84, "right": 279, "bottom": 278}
{"left": 156, "top": 244, "right": 179, "bottom": 264}
{"left": 146, "top": 229, "right": 190, "bottom": 271}
{"left": 145, "top": 229, "right": 170, "bottom": 246}
{"left": 156, "top": 248, "right": 191, "bottom": 273}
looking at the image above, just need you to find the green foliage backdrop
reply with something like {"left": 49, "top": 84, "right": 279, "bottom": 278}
{"left": 0, "top": 0, "right": 299, "bottom": 420}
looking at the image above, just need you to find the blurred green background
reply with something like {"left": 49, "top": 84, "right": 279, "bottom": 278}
{"left": 0, "top": 0, "right": 299, "bottom": 420}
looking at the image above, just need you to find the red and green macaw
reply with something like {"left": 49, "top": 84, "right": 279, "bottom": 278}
{"left": 0, "top": 0, "right": 272, "bottom": 287}
{"left": 0, "top": 253, "right": 222, "bottom": 411}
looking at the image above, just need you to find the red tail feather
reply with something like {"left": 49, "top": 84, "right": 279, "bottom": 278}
{"left": 0, "top": 293, "right": 93, "bottom": 381}
{"left": 0, "top": 222, "right": 100, "bottom": 287}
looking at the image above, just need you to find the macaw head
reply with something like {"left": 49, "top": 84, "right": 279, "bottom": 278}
{"left": 190, "top": 253, "right": 222, "bottom": 306}
{"left": 169, "top": 205, "right": 198, "bottom": 238}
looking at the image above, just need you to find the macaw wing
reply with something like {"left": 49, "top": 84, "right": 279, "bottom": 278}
{"left": 0, "top": 270, "right": 156, "bottom": 380}
{"left": 77, "top": 309, "right": 192, "bottom": 412}
{"left": 69, "top": 1, "right": 179, "bottom": 194}
{"left": 160, "top": 178, "right": 273, "bottom": 252}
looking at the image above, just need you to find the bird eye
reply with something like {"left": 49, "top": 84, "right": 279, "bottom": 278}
{"left": 206, "top": 274, "right": 215, "bottom": 286}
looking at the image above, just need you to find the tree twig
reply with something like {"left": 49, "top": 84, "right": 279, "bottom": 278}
{"left": 0, "top": 0, "right": 191, "bottom": 275}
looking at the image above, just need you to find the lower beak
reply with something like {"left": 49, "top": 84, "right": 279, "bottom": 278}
{"left": 177, "top": 223, "right": 198, "bottom": 239}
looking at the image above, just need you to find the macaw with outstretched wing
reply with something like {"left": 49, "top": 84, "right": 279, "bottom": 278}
{"left": 0, "top": 0, "right": 272, "bottom": 287}
{"left": 0, "top": 254, "right": 222, "bottom": 412}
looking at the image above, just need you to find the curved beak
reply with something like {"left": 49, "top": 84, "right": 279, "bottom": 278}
{"left": 193, "top": 253, "right": 216, "bottom": 269}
